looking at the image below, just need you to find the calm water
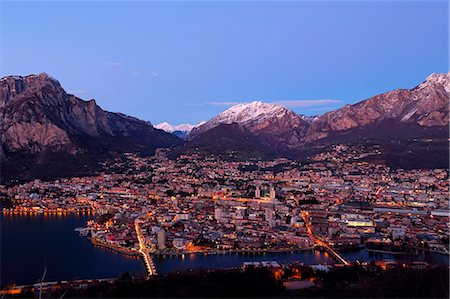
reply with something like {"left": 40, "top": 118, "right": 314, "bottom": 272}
{"left": 154, "top": 250, "right": 335, "bottom": 275}
{"left": 1, "top": 213, "right": 145, "bottom": 287}
{"left": 340, "top": 248, "right": 449, "bottom": 265}
{"left": 2, "top": 213, "right": 448, "bottom": 287}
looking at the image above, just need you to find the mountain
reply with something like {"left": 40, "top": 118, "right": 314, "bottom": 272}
{"left": 1, "top": 72, "right": 448, "bottom": 181}
{"left": 182, "top": 123, "right": 274, "bottom": 159}
{"left": 155, "top": 122, "right": 206, "bottom": 133}
{"left": 189, "top": 101, "right": 310, "bottom": 152}
{"left": 185, "top": 74, "right": 449, "bottom": 168}
{"left": 155, "top": 121, "right": 206, "bottom": 139}
{"left": 0, "top": 73, "right": 182, "bottom": 182}
{"left": 303, "top": 73, "right": 449, "bottom": 143}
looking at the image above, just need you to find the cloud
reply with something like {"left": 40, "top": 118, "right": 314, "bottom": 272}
{"left": 206, "top": 101, "right": 243, "bottom": 106}
{"left": 272, "top": 99, "right": 340, "bottom": 108}
{"left": 203, "top": 99, "right": 340, "bottom": 108}
{"left": 151, "top": 71, "right": 158, "bottom": 77}
{"left": 107, "top": 62, "right": 124, "bottom": 67}
{"left": 131, "top": 72, "right": 140, "bottom": 76}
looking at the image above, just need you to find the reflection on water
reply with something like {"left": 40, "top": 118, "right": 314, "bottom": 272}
{"left": 154, "top": 250, "right": 335, "bottom": 275}
{"left": 1, "top": 213, "right": 146, "bottom": 287}
{"left": 339, "top": 248, "right": 449, "bottom": 266}
{"left": 2, "top": 212, "right": 448, "bottom": 287}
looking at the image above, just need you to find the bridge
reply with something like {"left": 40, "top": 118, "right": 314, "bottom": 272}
{"left": 314, "top": 242, "right": 350, "bottom": 266}
{"left": 302, "top": 212, "right": 351, "bottom": 266}
{"left": 134, "top": 220, "right": 158, "bottom": 276}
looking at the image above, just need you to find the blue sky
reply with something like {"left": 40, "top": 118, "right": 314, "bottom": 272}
{"left": 1, "top": 1, "right": 448, "bottom": 124}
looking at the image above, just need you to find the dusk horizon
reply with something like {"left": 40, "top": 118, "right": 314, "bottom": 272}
{"left": 1, "top": 1, "right": 448, "bottom": 124}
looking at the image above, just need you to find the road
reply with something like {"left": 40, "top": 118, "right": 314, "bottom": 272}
{"left": 134, "top": 219, "right": 157, "bottom": 276}
{"left": 301, "top": 211, "right": 351, "bottom": 266}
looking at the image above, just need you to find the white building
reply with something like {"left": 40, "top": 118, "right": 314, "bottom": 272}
{"left": 157, "top": 229, "right": 166, "bottom": 250}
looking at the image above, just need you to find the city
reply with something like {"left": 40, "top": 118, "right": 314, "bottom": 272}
{"left": 2, "top": 146, "right": 448, "bottom": 282}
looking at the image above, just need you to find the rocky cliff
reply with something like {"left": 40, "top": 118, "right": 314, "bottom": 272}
{"left": 0, "top": 73, "right": 182, "bottom": 181}
{"left": 304, "top": 73, "right": 449, "bottom": 143}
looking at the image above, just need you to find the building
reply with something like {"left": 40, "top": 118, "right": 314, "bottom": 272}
{"left": 255, "top": 186, "right": 261, "bottom": 198}
{"left": 173, "top": 238, "right": 186, "bottom": 250}
{"left": 214, "top": 207, "right": 222, "bottom": 221}
{"left": 269, "top": 186, "right": 276, "bottom": 200}
{"left": 265, "top": 207, "right": 274, "bottom": 227}
{"left": 157, "top": 229, "right": 166, "bottom": 250}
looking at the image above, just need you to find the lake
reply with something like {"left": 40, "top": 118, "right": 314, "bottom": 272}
{"left": 339, "top": 247, "right": 449, "bottom": 265}
{"left": 1, "top": 213, "right": 448, "bottom": 287}
{"left": 154, "top": 250, "right": 335, "bottom": 275}
{"left": 1, "top": 213, "right": 145, "bottom": 287}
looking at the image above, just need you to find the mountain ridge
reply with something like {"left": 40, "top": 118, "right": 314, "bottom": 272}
{"left": 183, "top": 73, "right": 449, "bottom": 166}
{"left": 1, "top": 72, "right": 448, "bottom": 182}
{"left": 0, "top": 73, "right": 182, "bottom": 182}
{"left": 303, "top": 72, "right": 449, "bottom": 143}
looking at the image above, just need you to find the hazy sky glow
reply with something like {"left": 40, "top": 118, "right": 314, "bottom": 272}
{"left": 1, "top": 1, "right": 448, "bottom": 124}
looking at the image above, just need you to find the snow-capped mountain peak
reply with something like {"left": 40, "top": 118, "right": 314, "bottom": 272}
{"left": 209, "top": 101, "right": 290, "bottom": 125}
{"left": 189, "top": 100, "right": 309, "bottom": 140}
{"left": 155, "top": 121, "right": 205, "bottom": 133}
{"left": 154, "top": 122, "right": 174, "bottom": 132}
{"left": 300, "top": 115, "right": 319, "bottom": 124}
{"left": 416, "top": 73, "right": 450, "bottom": 93}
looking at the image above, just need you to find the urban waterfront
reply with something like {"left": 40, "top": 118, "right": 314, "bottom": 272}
{"left": 2, "top": 213, "right": 448, "bottom": 287}
{"left": 340, "top": 248, "right": 449, "bottom": 265}
{"left": 153, "top": 250, "right": 335, "bottom": 275}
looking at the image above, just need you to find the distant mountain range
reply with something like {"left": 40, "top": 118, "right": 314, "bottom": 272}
{"left": 155, "top": 121, "right": 205, "bottom": 139}
{"left": 182, "top": 73, "right": 449, "bottom": 166}
{"left": 1, "top": 72, "right": 448, "bottom": 182}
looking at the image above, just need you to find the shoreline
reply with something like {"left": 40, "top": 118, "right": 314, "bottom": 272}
{"left": 366, "top": 248, "right": 449, "bottom": 256}
{"left": 5, "top": 241, "right": 449, "bottom": 292}
{"left": 366, "top": 248, "right": 415, "bottom": 255}
{"left": 151, "top": 247, "right": 316, "bottom": 257}
{"left": 89, "top": 237, "right": 316, "bottom": 258}
{"left": 413, "top": 247, "right": 450, "bottom": 256}
{"left": 2, "top": 209, "right": 95, "bottom": 215}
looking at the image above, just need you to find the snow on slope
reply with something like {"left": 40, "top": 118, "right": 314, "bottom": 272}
{"left": 155, "top": 121, "right": 205, "bottom": 133}
{"left": 209, "top": 101, "right": 289, "bottom": 125}
{"left": 189, "top": 101, "right": 309, "bottom": 139}
{"left": 417, "top": 73, "right": 450, "bottom": 93}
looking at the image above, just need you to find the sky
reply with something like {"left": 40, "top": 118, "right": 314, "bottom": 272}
{"left": 1, "top": 1, "right": 448, "bottom": 124}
